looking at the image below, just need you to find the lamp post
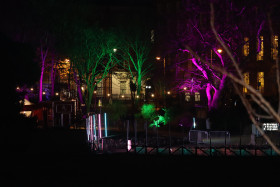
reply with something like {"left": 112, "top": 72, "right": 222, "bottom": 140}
{"left": 156, "top": 56, "right": 169, "bottom": 152}
{"left": 156, "top": 56, "right": 166, "bottom": 107}
{"left": 211, "top": 48, "right": 223, "bottom": 65}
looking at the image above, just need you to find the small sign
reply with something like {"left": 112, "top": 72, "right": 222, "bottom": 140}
{"left": 262, "top": 123, "right": 279, "bottom": 131}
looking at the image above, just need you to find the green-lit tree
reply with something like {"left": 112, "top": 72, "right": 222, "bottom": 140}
{"left": 71, "top": 28, "right": 118, "bottom": 113}
{"left": 117, "top": 33, "right": 152, "bottom": 97}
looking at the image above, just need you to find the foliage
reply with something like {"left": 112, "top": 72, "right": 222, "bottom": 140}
{"left": 140, "top": 104, "right": 172, "bottom": 128}
{"left": 141, "top": 104, "right": 156, "bottom": 119}
{"left": 69, "top": 27, "right": 118, "bottom": 112}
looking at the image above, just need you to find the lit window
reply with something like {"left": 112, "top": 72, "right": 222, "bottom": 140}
{"left": 257, "top": 36, "right": 264, "bottom": 61}
{"left": 271, "top": 35, "right": 278, "bottom": 60}
{"left": 257, "top": 72, "right": 264, "bottom": 93}
{"left": 120, "top": 81, "right": 126, "bottom": 95}
{"left": 97, "top": 81, "right": 103, "bottom": 95}
{"left": 195, "top": 92, "right": 200, "bottom": 102}
{"left": 243, "top": 37, "right": 249, "bottom": 56}
{"left": 185, "top": 92, "right": 190, "bottom": 102}
{"left": 243, "top": 72, "right": 249, "bottom": 93}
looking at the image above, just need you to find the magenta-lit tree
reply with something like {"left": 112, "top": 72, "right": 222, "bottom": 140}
{"left": 175, "top": 0, "right": 280, "bottom": 154}
{"left": 174, "top": 0, "right": 259, "bottom": 111}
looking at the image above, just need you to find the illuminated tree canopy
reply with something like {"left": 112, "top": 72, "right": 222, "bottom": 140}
{"left": 117, "top": 32, "right": 152, "bottom": 96}
{"left": 174, "top": 0, "right": 261, "bottom": 111}
{"left": 70, "top": 27, "right": 118, "bottom": 112}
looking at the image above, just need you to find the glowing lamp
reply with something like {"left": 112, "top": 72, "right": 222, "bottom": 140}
{"left": 217, "top": 49, "right": 223, "bottom": 53}
{"left": 151, "top": 94, "right": 155, "bottom": 97}
{"left": 156, "top": 56, "right": 161, "bottom": 61}
{"left": 30, "top": 88, "right": 34, "bottom": 91}
{"left": 94, "top": 90, "right": 96, "bottom": 94}
{"left": 136, "top": 95, "right": 139, "bottom": 98}
{"left": 55, "top": 92, "right": 59, "bottom": 96}
{"left": 167, "top": 91, "right": 171, "bottom": 95}
{"left": 16, "top": 87, "right": 20, "bottom": 90}
{"left": 121, "top": 95, "right": 124, "bottom": 98}
{"left": 107, "top": 93, "right": 110, "bottom": 97}
{"left": 183, "top": 87, "right": 187, "bottom": 90}
{"left": 127, "top": 140, "right": 132, "bottom": 151}
{"left": 43, "top": 91, "right": 46, "bottom": 95}
{"left": 113, "top": 48, "right": 117, "bottom": 52}
{"left": 98, "top": 99, "right": 102, "bottom": 107}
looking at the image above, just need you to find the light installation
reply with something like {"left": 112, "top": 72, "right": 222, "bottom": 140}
{"left": 149, "top": 115, "right": 166, "bottom": 128}
{"left": 86, "top": 117, "right": 90, "bottom": 141}
{"left": 104, "top": 113, "right": 108, "bottom": 137}
{"left": 98, "top": 114, "right": 102, "bottom": 139}
{"left": 93, "top": 115, "right": 97, "bottom": 140}
{"left": 127, "top": 140, "right": 132, "bottom": 151}
{"left": 193, "top": 117, "right": 196, "bottom": 129}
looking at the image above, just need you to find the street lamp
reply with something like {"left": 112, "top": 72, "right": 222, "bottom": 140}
{"left": 210, "top": 48, "right": 223, "bottom": 65}
{"left": 156, "top": 56, "right": 166, "bottom": 106}
{"left": 217, "top": 49, "right": 223, "bottom": 54}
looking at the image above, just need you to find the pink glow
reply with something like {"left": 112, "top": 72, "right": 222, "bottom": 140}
{"left": 127, "top": 140, "right": 132, "bottom": 151}
{"left": 90, "top": 115, "right": 93, "bottom": 142}
{"left": 98, "top": 114, "right": 102, "bottom": 139}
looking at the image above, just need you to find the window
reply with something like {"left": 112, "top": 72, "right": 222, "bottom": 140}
{"left": 185, "top": 92, "right": 190, "bottom": 102}
{"left": 257, "top": 36, "right": 264, "bottom": 61}
{"left": 243, "top": 37, "right": 250, "bottom": 56}
{"left": 272, "top": 35, "right": 278, "bottom": 60}
{"left": 120, "top": 81, "right": 126, "bottom": 95}
{"left": 195, "top": 92, "right": 200, "bottom": 102}
{"left": 97, "top": 81, "right": 103, "bottom": 95}
{"left": 257, "top": 72, "right": 264, "bottom": 93}
{"left": 243, "top": 72, "right": 249, "bottom": 93}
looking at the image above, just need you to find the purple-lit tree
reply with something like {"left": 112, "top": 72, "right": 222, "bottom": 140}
{"left": 38, "top": 32, "right": 50, "bottom": 102}
{"left": 174, "top": 0, "right": 264, "bottom": 111}
{"left": 177, "top": 0, "right": 280, "bottom": 154}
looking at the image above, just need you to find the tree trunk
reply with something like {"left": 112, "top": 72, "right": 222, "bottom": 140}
{"left": 39, "top": 48, "right": 48, "bottom": 102}
{"left": 73, "top": 71, "right": 84, "bottom": 104}
{"left": 39, "top": 68, "right": 44, "bottom": 102}
{"left": 137, "top": 74, "right": 142, "bottom": 95}
{"left": 50, "top": 57, "right": 56, "bottom": 97}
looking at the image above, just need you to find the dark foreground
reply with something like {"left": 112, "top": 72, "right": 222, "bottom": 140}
{"left": 1, "top": 129, "right": 279, "bottom": 186}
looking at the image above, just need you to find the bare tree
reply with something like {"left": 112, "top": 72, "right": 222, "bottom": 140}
{"left": 183, "top": 1, "right": 280, "bottom": 154}
{"left": 71, "top": 28, "right": 118, "bottom": 113}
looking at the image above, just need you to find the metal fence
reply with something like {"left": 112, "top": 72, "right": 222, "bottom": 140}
{"left": 87, "top": 128, "right": 280, "bottom": 156}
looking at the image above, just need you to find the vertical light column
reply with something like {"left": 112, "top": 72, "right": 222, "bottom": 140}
{"left": 86, "top": 117, "right": 90, "bottom": 141}
{"left": 98, "top": 114, "right": 102, "bottom": 139}
{"left": 93, "top": 115, "right": 97, "bottom": 140}
{"left": 104, "top": 113, "right": 108, "bottom": 137}
{"left": 193, "top": 117, "right": 196, "bottom": 129}
{"left": 89, "top": 115, "right": 93, "bottom": 143}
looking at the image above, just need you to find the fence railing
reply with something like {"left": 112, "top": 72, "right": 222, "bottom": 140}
{"left": 88, "top": 135, "right": 280, "bottom": 156}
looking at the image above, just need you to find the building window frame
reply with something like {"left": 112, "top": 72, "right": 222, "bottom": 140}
{"left": 271, "top": 35, "right": 278, "bottom": 60}
{"left": 243, "top": 72, "right": 250, "bottom": 93}
{"left": 257, "top": 72, "right": 264, "bottom": 93}
{"left": 257, "top": 36, "right": 264, "bottom": 61}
